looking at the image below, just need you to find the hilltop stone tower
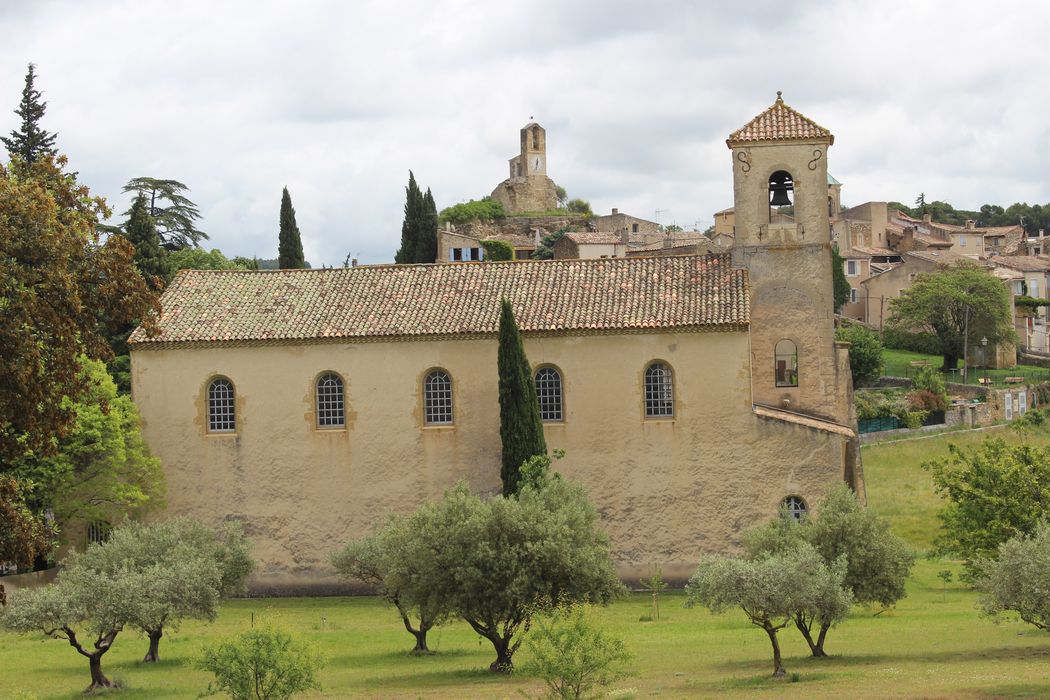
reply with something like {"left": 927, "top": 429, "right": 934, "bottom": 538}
{"left": 728, "top": 93, "right": 858, "bottom": 463}
{"left": 490, "top": 122, "right": 559, "bottom": 213}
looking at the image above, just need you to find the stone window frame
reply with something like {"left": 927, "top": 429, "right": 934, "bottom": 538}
{"left": 315, "top": 371, "right": 346, "bottom": 429}
{"left": 207, "top": 376, "right": 236, "bottom": 433}
{"left": 423, "top": 368, "right": 454, "bottom": 426}
{"left": 643, "top": 360, "right": 675, "bottom": 419}
{"left": 534, "top": 364, "right": 564, "bottom": 423}
{"left": 775, "top": 339, "right": 799, "bottom": 388}
{"left": 782, "top": 495, "right": 808, "bottom": 521}
{"left": 846, "top": 260, "right": 859, "bottom": 277}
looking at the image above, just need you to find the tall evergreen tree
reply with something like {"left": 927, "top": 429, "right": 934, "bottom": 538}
{"left": 497, "top": 300, "right": 546, "bottom": 496}
{"left": 121, "top": 177, "right": 207, "bottom": 250}
{"left": 394, "top": 171, "right": 425, "bottom": 264}
{"left": 2, "top": 63, "right": 58, "bottom": 165}
{"left": 278, "top": 187, "right": 305, "bottom": 269}
{"left": 418, "top": 187, "right": 439, "bottom": 263}
{"left": 123, "top": 194, "right": 170, "bottom": 290}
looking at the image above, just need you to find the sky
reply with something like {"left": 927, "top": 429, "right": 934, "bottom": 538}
{"left": 2, "top": 0, "right": 1048, "bottom": 266}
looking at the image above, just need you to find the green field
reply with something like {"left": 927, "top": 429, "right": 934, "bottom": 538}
{"left": 882, "top": 348, "right": 1050, "bottom": 387}
{"left": 3, "top": 426, "right": 1050, "bottom": 699}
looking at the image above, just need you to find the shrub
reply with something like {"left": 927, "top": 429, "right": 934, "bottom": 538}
{"left": 197, "top": 625, "right": 325, "bottom": 700}
{"left": 524, "top": 605, "right": 632, "bottom": 700}
{"left": 882, "top": 326, "right": 942, "bottom": 355}
{"left": 566, "top": 198, "right": 593, "bottom": 217}
{"left": 835, "top": 324, "right": 884, "bottom": 386}
{"left": 975, "top": 521, "right": 1050, "bottom": 631}
{"left": 908, "top": 389, "right": 947, "bottom": 413}
{"left": 913, "top": 365, "right": 947, "bottom": 397}
{"left": 439, "top": 198, "right": 506, "bottom": 225}
{"left": 480, "top": 239, "right": 514, "bottom": 261}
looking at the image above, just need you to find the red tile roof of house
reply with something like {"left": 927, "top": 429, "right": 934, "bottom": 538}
{"left": 130, "top": 254, "right": 750, "bottom": 347}
{"left": 727, "top": 92, "right": 834, "bottom": 147}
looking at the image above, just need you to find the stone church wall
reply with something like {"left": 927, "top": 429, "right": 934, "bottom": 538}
{"left": 132, "top": 329, "right": 849, "bottom": 593}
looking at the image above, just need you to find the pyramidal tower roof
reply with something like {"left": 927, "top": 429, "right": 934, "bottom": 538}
{"left": 727, "top": 92, "right": 834, "bottom": 147}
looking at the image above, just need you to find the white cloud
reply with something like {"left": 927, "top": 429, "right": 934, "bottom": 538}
{"left": 2, "top": 0, "right": 1048, "bottom": 264}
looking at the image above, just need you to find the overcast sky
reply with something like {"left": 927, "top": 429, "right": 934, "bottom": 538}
{"left": 2, "top": 1, "right": 1048, "bottom": 265}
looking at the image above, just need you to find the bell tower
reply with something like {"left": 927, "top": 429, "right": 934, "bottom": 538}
{"left": 519, "top": 122, "right": 546, "bottom": 177}
{"left": 727, "top": 93, "right": 851, "bottom": 425}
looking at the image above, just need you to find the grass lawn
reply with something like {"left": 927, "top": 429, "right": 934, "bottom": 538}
{"left": 882, "top": 348, "right": 1050, "bottom": 387}
{"left": 4, "top": 426, "right": 1050, "bottom": 699}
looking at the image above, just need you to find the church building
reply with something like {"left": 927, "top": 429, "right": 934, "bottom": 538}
{"left": 129, "top": 95, "right": 863, "bottom": 593}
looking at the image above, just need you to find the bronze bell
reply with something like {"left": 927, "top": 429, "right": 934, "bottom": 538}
{"left": 769, "top": 173, "right": 793, "bottom": 206}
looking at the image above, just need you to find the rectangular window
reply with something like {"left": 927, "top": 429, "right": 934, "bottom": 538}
{"left": 470, "top": 247, "right": 481, "bottom": 261}
{"left": 959, "top": 235, "right": 967, "bottom": 247}
{"left": 451, "top": 248, "right": 464, "bottom": 261}
{"left": 846, "top": 260, "right": 858, "bottom": 276}
{"left": 1005, "top": 392, "right": 1013, "bottom": 420}
{"left": 850, "top": 288, "right": 858, "bottom": 303}
{"left": 1016, "top": 281, "right": 1025, "bottom": 295}
{"left": 1031, "top": 281, "right": 1039, "bottom": 298}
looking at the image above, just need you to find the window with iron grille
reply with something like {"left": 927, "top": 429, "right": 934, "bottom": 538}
{"left": 782, "top": 495, "right": 808, "bottom": 521}
{"left": 87, "top": 521, "right": 111, "bottom": 546}
{"left": 208, "top": 378, "right": 236, "bottom": 432}
{"left": 424, "top": 370, "right": 453, "bottom": 425}
{"left": 534, "top": 367, "right": 563, "bottom": 422}
{"left": 316, "top": 373, "right": 345, "bottom": 428}
{"left": 644, "top": 362, "right": 674, "bottom": 418}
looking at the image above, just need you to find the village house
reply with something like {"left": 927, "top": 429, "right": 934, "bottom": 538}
{"left": 129, "top": 95, "right": 863, "bottom": 593}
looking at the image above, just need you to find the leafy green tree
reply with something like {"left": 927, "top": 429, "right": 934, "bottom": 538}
{"left": 687, "top": 544, "right": 845, "bottom": 677}
{"left": 123, "top": 194, "right": 170, "bottom": 289}
{"left": 524, "top": 605, "right": 632, "bottom": 700}
{"left": 72, "top": 518, "right": 253, "bottom": 662}
{"left": 566, "top": 198, "right": 593, "bottom": 217}
{"left": 0, "top": 476, "right": 54, "bottom": 569}
{"left": 533, "top": 227, "right": 569, "bottom": 260}
{"left": 331, "top": 515, "right": 449, "bottom": 653}
{"left": 278, "top": 187, "right": 306, "bottom": 269}
{"left": 831, "top": 245, "right": 851, "bottom": 312}
{"left": 439, "top": 198, "right": 506, "bottom": 225}
{"left": 924, "top": 437, "right": 1050, "bottom": 579}
{"left": 197, "top": 625, "right": 325, "bottom": 700}
{"left": 400, "top": 474, "right": 623, "bottom": 672}
{"left": 0, "top": 559, "right": 151, "bottom": 691}
{"left": 743, "top": 485, "right": 914, "bottom": 656}
{"left": 2, "top": 63, "right": 57, "bottom": 165}
{"left": 975, "top": 521, "right": 1050, "bottom": 631}
{"left": 554, "top": 184, "right": 568, "bottom": 208}
{"left": 0, "top": 156, "right": 159, "bottom": 474}
{"left": 835, "top": 324, "right": 884, "bottom": 387}
{"left": 121, "top": 177, "right": 207, "bottom": 249}
{"left": 168, "top": 248, "right": 257, "bottom": 276}
{"left": 10, "top": 357, "right": 165, "bottom": 534}
{"left": 481, "top": 239, "right": 514, "bottom": 261}
{"left": 395, "top": 171, "right": 426, "bottom": 264}
{"left": 888, "top": 261, "right": 1013, "bottom": 371}
{"left": 498, "top": 300, "right": 547, "bottom": 495}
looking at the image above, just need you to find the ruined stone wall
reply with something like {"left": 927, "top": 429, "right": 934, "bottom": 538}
{"left": 132, "top": 329, "right": 850, "bottom": 592}
{"left": 489, "top": 175, "right": 559, "bottom": 214}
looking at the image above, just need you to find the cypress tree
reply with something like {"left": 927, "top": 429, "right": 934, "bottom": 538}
{"left": 278, "top": 187, "right": 305, "bottom": 269}
{"left": 2, "top": 63, "right": 58, "bottom": 165}
{"left": 497, "top": 300, "right": 547, "bottom": 496}
{"left": 395, "top": 171, "right": 425, "bottom": 263}
{"left": 123, "top": 194, "right": 170, "bottom": 289}
{"left": 418, "top": 187, "right": 439, "bottom": 263}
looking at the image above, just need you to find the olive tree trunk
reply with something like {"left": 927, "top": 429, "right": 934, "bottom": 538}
{"left": 762, "top": 622, "right": 787, "bottom": 678}
{"left": 143, "top": 627, "right": 163, "bottom": 662}
{"left": 396, "top": 606, "right": 433, "bottom": 654}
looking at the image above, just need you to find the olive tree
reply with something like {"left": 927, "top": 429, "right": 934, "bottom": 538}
{"left": 0, "top": 560, "right": 148, "bottom": 691}
{"left": 743, "top": 484, "right": 914, "bottom": 656}
{"left": 401, "top": 470, "right": 624, "bottom": 672}
{"left": 687, "top": 544, "right": 850, "bottom": 677}
{"left": 331, "top": 515, "right": 449, "bottom": 653}
{"left": 71, "top": 518, "right": 253, "bottom": 662}
{"left": 975, "top": 521, "right": 1050, "bottom": 631}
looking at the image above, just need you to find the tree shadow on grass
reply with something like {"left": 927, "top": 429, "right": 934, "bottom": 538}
{"left": 714, "top": 644, "right": 1050, "bottom": 672}
{"left": 959, "top": 683, "right": 1050, "bottom": 699}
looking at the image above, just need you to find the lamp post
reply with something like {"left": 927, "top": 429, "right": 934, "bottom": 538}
{"left": 981, "top": 336, "right": 989, "bottom": 383}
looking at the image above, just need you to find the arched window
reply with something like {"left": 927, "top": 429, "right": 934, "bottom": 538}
{"left": 316, "top": 373, "right": 345, "bottom": 428}
{"left": 535, "top": 367, "right": 563, "bottom": 422}
{"left": 768, "top": 170, "right": 794, "bottom": 220}
{"left": 208, "top": 378, "right": 236, "bottom": 432}
{"left": 644, "top": 362, "right": 674, "bottom": 418}
{"left": 424, "top": 370, "right": 453, "bottom": 425}
{"left": 775, "top": 340, "right": 798, "bottom": 388}
{"left": 782, "top": 496, "right": 808, "bottom": 521}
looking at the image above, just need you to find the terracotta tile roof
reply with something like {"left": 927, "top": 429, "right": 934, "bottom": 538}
{"left": 852, "top": 246, "right": 899, "bottom": 257}
{"left": 991, "top": 255, "right": 1050, "bottom": 272}
{"left": 914, "top": 233, "right": 953, "bottom": 248}
{"left": 905, "top": 249, "right": 970, "bottom": 265}
{"left": 727, "top": 92, "right": 834, "bottom": 147}
{"left": 130, "top": 254, "right": 750, "bottom": 346}
{"left": 564, "top": 232, "right": 622, "bottom": 245}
